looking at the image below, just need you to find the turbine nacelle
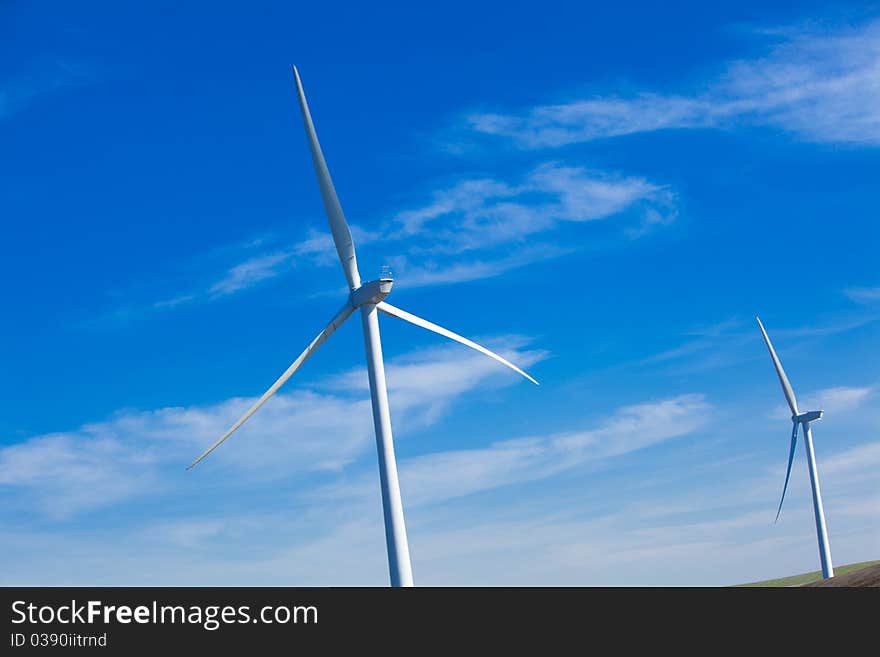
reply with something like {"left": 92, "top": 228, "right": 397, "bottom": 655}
{"left": 795, "top": 410, "right": 823, "bottom": 424}
{"left": 350, "top": 277, "right": 394, "bottom": 308}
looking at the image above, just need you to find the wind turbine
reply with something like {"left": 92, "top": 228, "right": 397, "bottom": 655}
{"left": 187, "top": 67, "right": 539, "bottom": 587}
{"left": 756, "top": 317, "right": 833, "bottom": 579}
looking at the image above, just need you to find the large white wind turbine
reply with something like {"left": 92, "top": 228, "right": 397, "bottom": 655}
{"left": 187, "top": 67, "right": 539, "bottom": 587}
{"left": 756, "top": 317, "right": 833, "bottom": 579}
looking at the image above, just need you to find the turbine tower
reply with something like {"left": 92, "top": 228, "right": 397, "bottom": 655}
{"left": 187, "top": 67, "right": 539, "bottom": 587}
{"left": 756, "top": 317, "right": 833, "bottom": 579}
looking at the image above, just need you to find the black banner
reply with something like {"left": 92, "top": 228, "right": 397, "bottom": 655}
{"left": 0, "top": 587, "right": 872, "bottom": 652}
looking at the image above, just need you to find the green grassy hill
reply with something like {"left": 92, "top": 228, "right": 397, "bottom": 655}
{"left": 736, "top": 559, "right": 880, "bottom": 587}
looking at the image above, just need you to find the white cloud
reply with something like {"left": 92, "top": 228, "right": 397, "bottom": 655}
{"left": 392, "top": 162, "right": 676, "bottom": 255}
{"left": 0, "top": 432, "right": 158, "bottom": 519}
{"left": 720, "top": 20, "right": 880, "bottom": 144}
{"left": 467, "top": 19, "right": 880, "bottom": 148}
{"left": 322, "top": 335, "right": 547, "bottom": 430}
{"left": 469, "top": 95, "right": 712, "bottom": 149}
{"left": 124, "top": 173, "right": 614, "bottom": 312}
{"left": 771, "top": 385, "right": 874, "bottom": 420}
{"left": 98, "top": 116, "right": 681, "bottom": 318}
{"left": 821, "top": 440, "right": 880, "bottom": 478}
{"left": 0, "top": 337, "right": 547, "bottom": 517}
{"left": 845, "top": 286, "right": 880, "bottom": 304}
{"left": 385, "top": 243, "right": 571, "bottom": 289}
{"left": 127, "top": 229, "right": 339, "bottom": 315}
{"left": 808, "top": 386, "right": 874, "bottom": 412}
{"left": 148, "top": 519, "right": 227, "bottom": 549}
{"left": 321, "top": 394, "right": 711, "bottom": 507}
{"left": 277, "top": 162, "right": 677, "bottom": 294}
{"left": 7, "top": 437, "right": 876, "bottom": 586}
{"left": 208, "top": 250, "right": 295, "bottom": 296}
{"left": 637, "top": 313, "right": 880, "bottom": 377}
{"left": 2, "top": 400, "right": 878, "bottom": 584}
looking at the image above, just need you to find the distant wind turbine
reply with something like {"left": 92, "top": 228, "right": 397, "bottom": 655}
{"left": 187, "top": 67, "right": 539, "bottom": 587}
{"left": 756, "top": 317, "right": 833, "bottom": 579}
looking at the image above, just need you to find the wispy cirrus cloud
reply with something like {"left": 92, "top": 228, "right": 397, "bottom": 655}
{"left": 770, "top": 385, "right": 874, "bottom": 420}
{"left": 373, "top": 162, "right": 677, "bottom": 290}
{"left": 465, "top": 19, "right": 880, "bottom": 148}
{"left": 320, "top": 393, "right": 711, "bottom": 508}
{"left": 637, "top": 316, "right": 756, "bottom": 373}
{"left": 638, "top": 311, "right": 880, "bottom": 376}
{"left": 844, "top": 286, "right": 880, "bottom": 304}
{"left": 821, "top": 440, "right": 880, "bottom": 480}
{"left": 99, "top": 233, "right": 324, "bottom": 322}
{"left": 327, "top": 163, "right": 675, "bottom": 289}
{"left": 392, "top": 162, "right": 676, "bottom": 254}
{"left": 151, "top": 225, "right": 381, "bottom": 306}
{"left": 207, "top": 250, "right": 296, "bottom": 297}
{"left": 468, "top": 94, "right": 711, "bottom": 149}
{"left": 385, "top": 243, "right": 571, "bottom": 289}
{"left": 115, "top": 160, "right": 677, "bottom": 314}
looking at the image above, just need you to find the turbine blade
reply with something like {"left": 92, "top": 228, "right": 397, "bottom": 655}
{"left": 756, "top": 317, "right": 799, "bottom": 415}
{"left": 775, "top": 420, "right": 800, "bottom": 523}
{"left": 187, "top": 302, "right": 355, "bottom": 470}
{"left": 377, "top": 301, "right": 539, "bottom": 385}
{"left": 292, "top": 66, "right": 361, "bottom": 290}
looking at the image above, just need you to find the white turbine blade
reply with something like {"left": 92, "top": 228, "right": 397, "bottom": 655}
{"left": 187, "top": 302, "right": 355, "bottom": 470}
{"left": 377, "top": 301, "right": 539, "bottom": 385}
{"left": 292, "top": 66, "right": 361, "bottom": 290}
{"left": 756, "top": 316, "right": 798, "bottom": 415}
{"left": 775, "top": 420, "right": 799, "bottom": 524}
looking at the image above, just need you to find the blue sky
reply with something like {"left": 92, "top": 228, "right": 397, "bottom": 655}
{"left": 1, "top": 1, "right": 878, "bottom": 585}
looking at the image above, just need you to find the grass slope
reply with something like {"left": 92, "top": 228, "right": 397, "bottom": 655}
{"left": 736, "top": 559, "right": 880, "bottom": 587}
